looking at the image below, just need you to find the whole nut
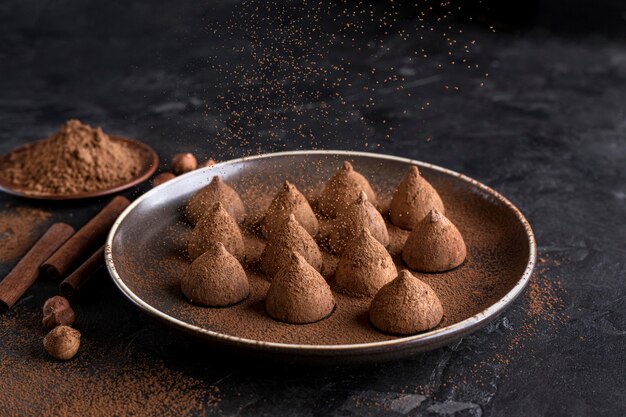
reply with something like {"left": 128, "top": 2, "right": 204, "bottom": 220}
{"left": 42, "top": 296, "right": 75, "bottom": 329}
{"left": 43, "top": 325, "right": 81, "bottom": 361}
{"left": 152, "top": 172, "right": 176, "bottom": 188}
{"left": 171, "top": 153, "right": 197, "bottom": 175}
{"left": 198, "top": 159, "right": 217, "bottom": 168}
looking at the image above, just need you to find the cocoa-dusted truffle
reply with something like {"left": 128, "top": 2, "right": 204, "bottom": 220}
{"left": 389, "top": 166, "right": 444, "bottom": 230}
{"left": 328, "top": 191, "right": 389, "bottom": 254}
{"left": 265, "top": 251, "right": 335, "bottom": 324}
{"left": 402, "top": 209, "right": 466, "bottom": 272}
{"left": 261, "top": 180, "right": 319, "bottom": 239}
{"left": 318, "top": 161, "right": 377, "bottom": 218}
{"left": 187, "top": 202, "right": 245, "bottom": 261}
{"left": 181, "top": 242, "right": 249, "bottom": 307}
{"left": 260, "top": 214, "right": 322, "bottom": 278}
{"left": 185, "top": 176, "right": 246, "bottom": 225}
{"left": 335, "top": 228, "right": 397, "bottom": 297}
{"left": 369, "top": 270, "right": 443, "bottom": 335}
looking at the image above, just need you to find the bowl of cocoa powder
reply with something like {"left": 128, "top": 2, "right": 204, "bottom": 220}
{"left": 0, "top": 120, "right": 158, "bottom": 199}
{"left": 105, "top": 151, "right": 536, "bottom": 364}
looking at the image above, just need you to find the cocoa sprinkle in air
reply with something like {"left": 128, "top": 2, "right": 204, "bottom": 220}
{"left": 0, "top": 119, "right": 144, "bottom": 195}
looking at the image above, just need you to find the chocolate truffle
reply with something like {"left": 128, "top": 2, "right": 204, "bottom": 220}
{"left": 389, "top": 166, "right": 444, "bottom": 230}
{"left": 335, "top": 228, "right": 397, "bottom": 297}
{"left": 369, "top": 270, "right": 443, "bottom": 335}
{"left": 181, "top": 243, "right": 249, "bottom": 307}
{"left": 188, "top": 202, "right": 245, "bottom": 261}
{"left": 260, "top": 214, "right": 323, "bottom": 278}
{"left": 328, "top": 191, "right": 389, "bottom": 254}
{"left": 261, "top": 180, "right": 319, "bottom": 239}
{"left": 265, "top": 251, "right": 335, "bottom": 324}
{"left": 318, "top": 161, "right": 377, "bottom": 218}
{"left": 402, "top": 209, "right": 466, "bottom": 272}
{"left": 185, "top": 176, "right": 246, "bottom": 225}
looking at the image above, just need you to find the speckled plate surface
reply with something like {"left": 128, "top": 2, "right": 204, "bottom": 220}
{"left": 105, "top": 151, "right": 536, "bottom": 364}
{"left": 0, "top": 136, "right": 158, "bottom": 200}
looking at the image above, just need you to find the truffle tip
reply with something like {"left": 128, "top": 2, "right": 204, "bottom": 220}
{"left": 211, "top": 201, "right": 225, "bottom": 211}
{"left": 428, "top": 208, "right": 444, "bottom": 223}
{"left": 397, "top": 269, "right": 413, "bottom": 281}
{"left": 210, "top": 175, "right": 223, "bottom": 184}
{"left": 342, "top": 161, "right": 353, "bottom": 171}
{"left": 214, "top": 242, "right": 228, "bottom": 254}
{"left": 409, "top": 165, "right": 421, "bottom": 176}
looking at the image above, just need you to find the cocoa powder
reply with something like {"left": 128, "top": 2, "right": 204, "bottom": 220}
{"left": 115, "top": 178, "right": 530, "bottom": 345}
{"left": 0, "top": 207, "right": 51, "bottom": 263}
{"left": 0, "top": 120, "right": 144, "bottom": 195}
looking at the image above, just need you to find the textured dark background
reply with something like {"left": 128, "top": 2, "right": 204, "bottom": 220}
{"left": 1, "top": 1, "right": 625, "bottom": 416}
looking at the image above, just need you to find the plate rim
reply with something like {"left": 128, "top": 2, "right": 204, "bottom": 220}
{"left": 105, "top": 150, "right": 536, "bottom": 354}
{"left": 0, "top": 135, "right": 159, "bottom": 200}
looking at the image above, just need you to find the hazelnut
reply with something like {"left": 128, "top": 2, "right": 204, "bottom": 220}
{"left": 152, "top": 172, "right": 176, "bottom": 188}
{"left": 43, "top": 325, "right": 81, "bottom": 361}
{"left": 42, "top": 296, "right": 75, "bottom": 329}
{"left": 198, "top": 159, "right": 217, "bottom": 168}
{"left": 171, "top": 153, "right": 197, "bottom": 174}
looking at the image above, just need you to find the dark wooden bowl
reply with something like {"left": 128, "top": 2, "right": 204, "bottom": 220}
{"left": 0, "top": 136, "right": 158, "bottom": 200}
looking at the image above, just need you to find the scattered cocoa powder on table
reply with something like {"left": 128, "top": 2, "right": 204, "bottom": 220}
{"left": 0, "top": 119, "right": 144, "bottom": 195}
{"left": 0, "top": 309, "right": 212, "bottom": 416}
{"left": 0, "top": 206, "right": 51, "bottom": 263}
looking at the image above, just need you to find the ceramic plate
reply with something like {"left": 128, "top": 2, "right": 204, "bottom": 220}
{"left": 106, "top": 151, "right": 535, "bottom": 364}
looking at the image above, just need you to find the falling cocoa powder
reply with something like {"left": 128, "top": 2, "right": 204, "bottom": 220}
{"left": 0, "top": 207, "right": 51, "bottom": 263}
{"left": 0, "top": 120, "right": 144, "bottom": 195}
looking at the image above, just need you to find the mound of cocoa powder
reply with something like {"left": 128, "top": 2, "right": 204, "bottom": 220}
{"left": 0, "top": 120, "right": 144, "bottom": 195}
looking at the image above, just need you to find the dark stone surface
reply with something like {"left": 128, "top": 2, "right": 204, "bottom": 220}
{"left": 0, "top": 1, "right": 625, "bottom": 416}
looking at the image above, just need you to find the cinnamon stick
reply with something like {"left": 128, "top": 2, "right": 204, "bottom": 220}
{"left": 60, "top": 245, "right": 105, "bottom": 297}
{"left": 0, "top": 223, "right": 75, "bottom": 313}
{"left": 42, "top": 196, "right": 129, "bottom": 280}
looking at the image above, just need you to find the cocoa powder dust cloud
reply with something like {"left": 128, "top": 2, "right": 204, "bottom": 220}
{"left": 202, "top": 1, "right": 488, "bottom": 156}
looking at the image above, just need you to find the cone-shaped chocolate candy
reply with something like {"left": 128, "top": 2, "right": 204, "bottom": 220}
{"left": 389, "top": 166, "right": 444, "bottom": 230}
{"left": 260, "top": 214, "right": 323, "bottom": 278}
{"left": 318, "top": 161, "right": 377, "bottom": 218}
{"left": 402, "top": 209, "right": 466, "bottom": 272}
{"left": 335, "top": 228, "right": 397, "bottom": 297}
{"left": 328, "top": 191, "right": 389, "bottom": 254}
{"left": 265, "top": 251, "right": 335, "bottom": 324}
{"left": 182, "top": 243, "right": 249, "bottom": 306}
{"left": 369, "top": 270, "right": 443, "bottom": 335}
{"left": 185, "top": 176, "right": 246, "bottom": 225}
{"left": 187, "top": 202, "right": 245, "bottom": 261}
{"left": 261, "top": 181, "right": 319, "bottom": 239}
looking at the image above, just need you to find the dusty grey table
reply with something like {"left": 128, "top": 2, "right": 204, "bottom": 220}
{"left": 0, "top": 1, "right": 624, "bottom": 415}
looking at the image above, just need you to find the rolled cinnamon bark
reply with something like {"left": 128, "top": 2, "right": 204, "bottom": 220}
{"left": 0, "top": 223, "right": 75, "bottom": 313}
{"left": 42, "top": 196, "right": 129, "bottom": 280}
{"left": 60, "top": 246, "right": 105, "bottom": 297}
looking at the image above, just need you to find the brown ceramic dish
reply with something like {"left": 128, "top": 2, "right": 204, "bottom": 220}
{"left": 105, "top": 151, "right": 536, "bottom": 364}
{"left": 0, "top": 136, "right": 158, "bottom": 200}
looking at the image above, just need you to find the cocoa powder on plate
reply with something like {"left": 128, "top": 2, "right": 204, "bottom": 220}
{"left": 115, "top": 178, "right": 530, "bottom": 345}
